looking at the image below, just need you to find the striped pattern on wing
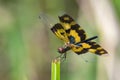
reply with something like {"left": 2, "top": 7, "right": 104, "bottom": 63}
{"left": 71, "top": 42, "right": 108, "bottom": 55}
{"left": 51, "top": 23, "right": 69, "bottom": 43}
{"left": 58, "top": 14, "right": 86, "bottom": 44}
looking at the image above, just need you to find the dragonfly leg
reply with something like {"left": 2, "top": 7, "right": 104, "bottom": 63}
{"left": 55, "top": 53, "right": 67, "bottom": 62}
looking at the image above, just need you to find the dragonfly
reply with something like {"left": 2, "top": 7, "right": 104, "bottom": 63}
{"left": 40, "top": 14, "right": 108, "bottom": 60}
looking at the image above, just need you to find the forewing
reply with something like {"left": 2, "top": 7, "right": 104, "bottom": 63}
{"left": 51, "top": 23, "right": 69, "bottom": 43}
{"left": 58, "top": 14, "right": 86, "bottom": 44}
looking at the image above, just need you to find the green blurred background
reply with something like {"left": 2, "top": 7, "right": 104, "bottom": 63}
{"left": 0, "top": 0, "right": 120, "bottom": 80}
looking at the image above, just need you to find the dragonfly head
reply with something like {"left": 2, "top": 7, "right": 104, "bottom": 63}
{"left": 58, "top": 47, "right": 65, "bottom": 54}
{"left": 58, "top": 46, "right": 71, "bottom": 54}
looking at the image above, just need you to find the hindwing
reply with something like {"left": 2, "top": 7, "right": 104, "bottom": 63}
{"left": 58, "top": 14, "right": 86, "bottom": 44}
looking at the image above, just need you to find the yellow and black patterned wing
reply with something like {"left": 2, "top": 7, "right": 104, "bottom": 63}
{"left": 87, "top": 42, "right": 107, "bottom": 55}
{"left": 71, "top": 42, "right": 107, "bottom": 55}
{"left": 58, "top": 14, "right": 86, "bottom": 44}
{"left": 51, "top": 23, "right": 69, "bottom": 43}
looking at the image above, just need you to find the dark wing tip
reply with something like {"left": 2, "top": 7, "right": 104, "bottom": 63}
{"left": 51, "top": 23, "right": 64, "bottom": 29}
{"left": 58, "top": 14, "right": 74, "bottom": 23}
{"left": 95, "top": 49, "right": 108, "bottom": 56}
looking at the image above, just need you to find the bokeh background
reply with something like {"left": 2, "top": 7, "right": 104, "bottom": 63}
{"left": 0, "top": 0, "right": 120, "bottom": 80}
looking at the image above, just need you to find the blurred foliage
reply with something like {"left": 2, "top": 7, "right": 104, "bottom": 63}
{"left": 0, "top": 0, "right": 119, "bottom": 80}
{"left": 112, "top": 0, "right": 120, "bottom": 21}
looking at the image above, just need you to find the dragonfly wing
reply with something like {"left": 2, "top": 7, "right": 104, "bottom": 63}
{"left": 58, "top": 14, "right": 86, "bottom": 44}
{"left": 87, "top": 42, "right": 108, "bottom": 55}
{"left": 71, "top": 42, "right": 108, "bottom": 55}
{"left": 71, "top": 46, "right": 87, "bottom": 55}
{"left": 51, "top": 23, "right": 69, "bottom": 43}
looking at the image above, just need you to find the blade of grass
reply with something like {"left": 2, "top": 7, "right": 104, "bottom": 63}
{"left": 51, "top": 58, "right": 60, "bottom": 80}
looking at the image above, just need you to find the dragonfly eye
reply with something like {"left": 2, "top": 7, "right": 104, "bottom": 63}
{"left": 58, "top": 47, "right": 65, "bottom": 54}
